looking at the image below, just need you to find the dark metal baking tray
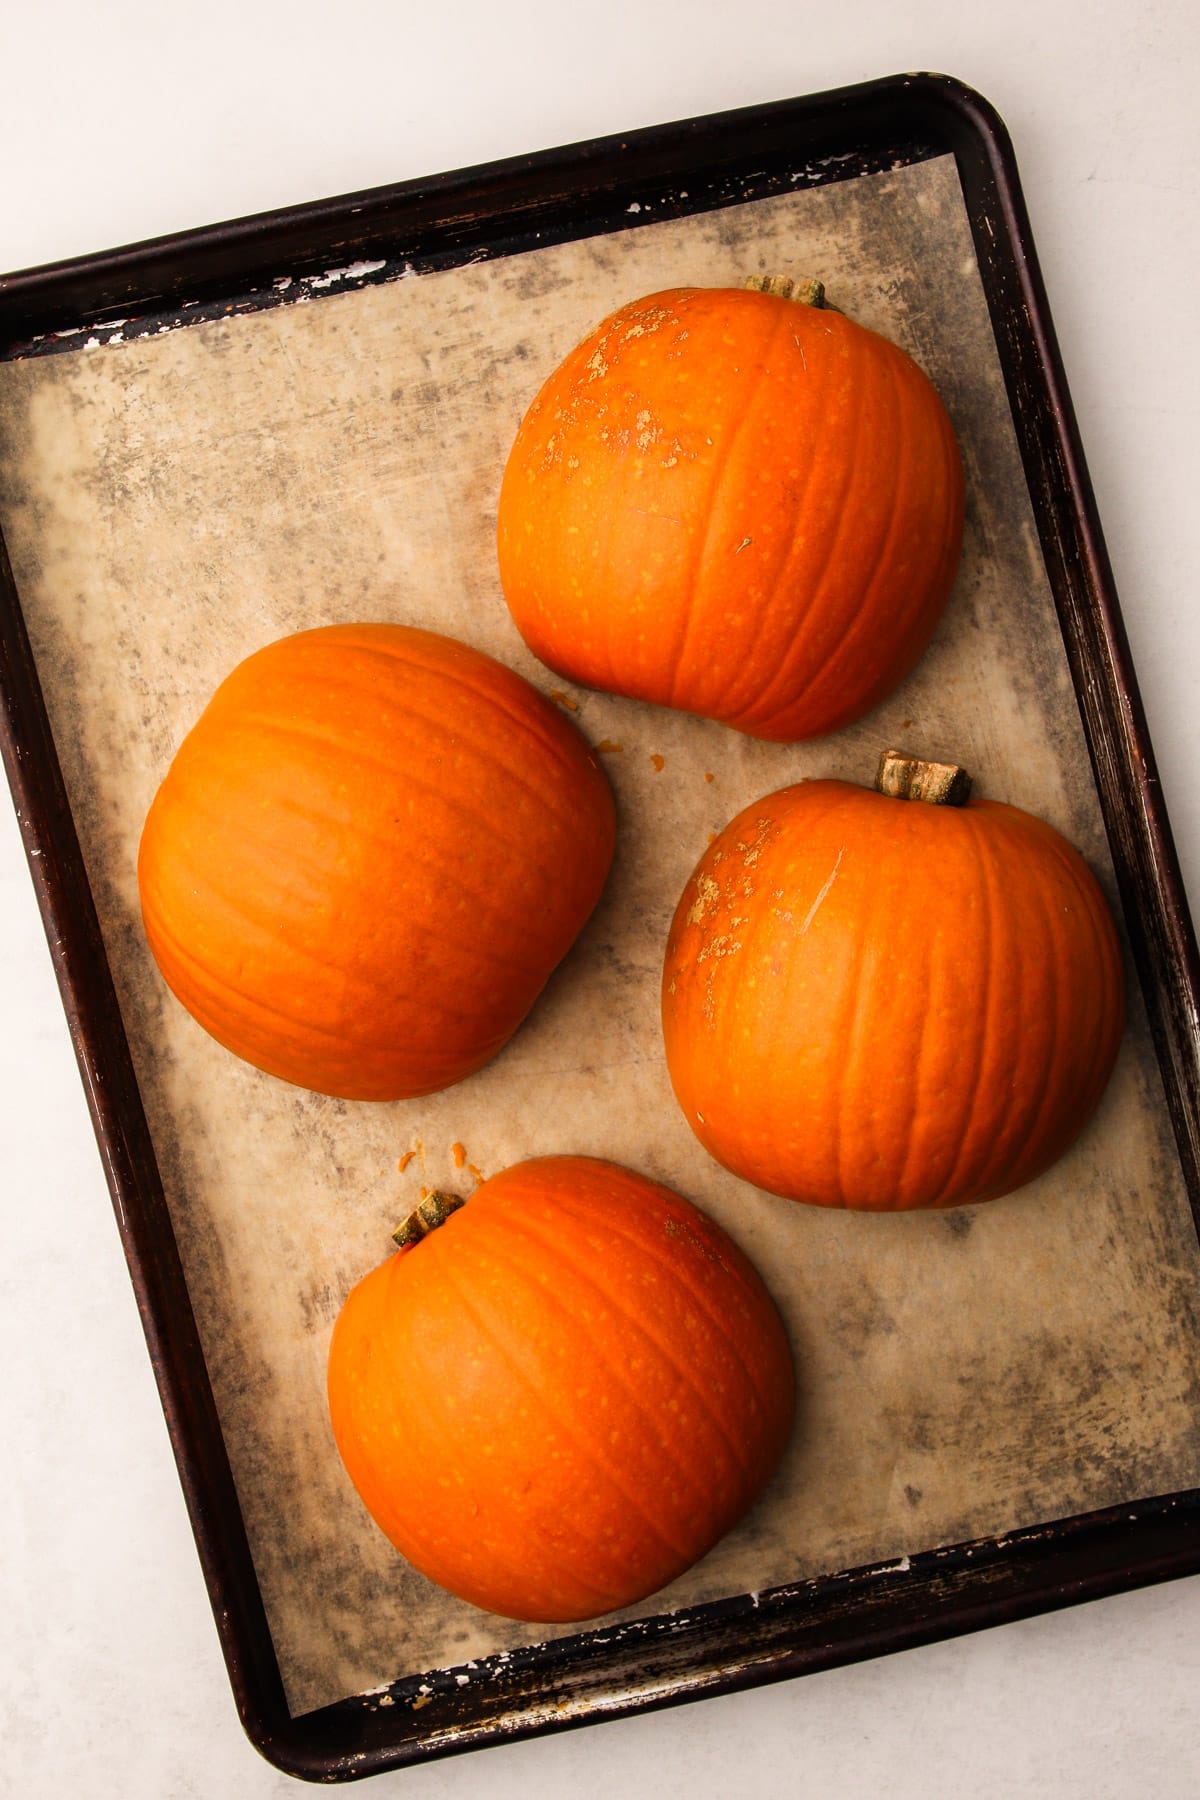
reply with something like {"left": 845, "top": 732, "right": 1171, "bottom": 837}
{"left": 2, "top": 71, "right": 1199, "bottom": 1783}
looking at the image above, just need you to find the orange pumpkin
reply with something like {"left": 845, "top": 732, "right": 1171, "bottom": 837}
{"left": 326, "top": 1156, "right": 795, "bottom": 1622}
{"left": 137, "top": 624, "right": 615, "bottom": 1101}
{"left": 497, "top": 277, "right": 964, "bottom": 741}
{"left": 661, "top": 752, "right": 1126, "bottom": 1210}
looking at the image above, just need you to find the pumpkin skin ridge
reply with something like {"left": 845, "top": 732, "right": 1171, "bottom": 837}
{"left": 496, "top": 289, "right": 689, "bottom": 702}
{"left": 567, "top": 290, "right": 717, "bottom": 710}
{"left": 835, "top": 814, "right": 928, "bottom": 1212}
{"left": 437, "top": 1220, "right": 744, "bottom": 1614}
{"left": 880, "top": 797, "right": 978, "bottom": 1210}
{"left": 224, "top": 697, "right": 611, "bottom": 893}
{"left": 661, "top": 781, "right": 1124, "bottom": 1211}
{"left": 533, "top": 1163, "right": 791, "bottom": 1436}
{"left": 147, "top": 771, "right": 560, "bottom": 993}
{"left": 889, "top": 810, "right": 942, "bottom": 1210}
{"left": 660, "top": 298, "right": 797, "bottom": 716}
{"left": 174, "top": 625, "right": 613, "bottom": 882}
{"left": 1014, "top": 846, "right": 1072, "bottom": 1195}
{"left": 685, "top": 304, "right": 902, "bottom": 737}
{"left": 724, "top": 791, "right": 905, "bottom": 1206}
{"left": 912, "top": 801, "right": 1119, "bottom": 1207}
{"left": 359, "top": 1245, "right": 633, "bottom": 1612}
{"left": 448, "top": 1214, "right": 732, "bottom": 1543}
{"left": 358, "top": 656, "right": 618, "bottom": 890}
{"left": 409, "top": 1230, "right": 705, "bottom": 1580}
{"left": 496, "top": 293, "right": 680, "bottom": 704}
{"left": 329, "top": 1248, "right": 638, "bottom": 1622}
{"left": 926, "top": 803, "right": 1121, "bottom": 1207}
{"left": 142, "top": 876, "right": 536, "bottom": 1055}
{"left": 731, "top": 341, "right": 962, "bottom": 741}
{"left": 827, "top": 816, "right": 884, "bottom": 1210}
{"left": 372, "top": 1238, "right": 636, "bottom": 1620}
{"left": 249, "top": 723, "right": 604, "bottom": 930}
{"left": 912, "top": 800, "right": 1001, "bottom": 1209}
{"left": 709, "top": 321, "right": 862, "bottom": 736}
{"left": 729, "top": 319, "right": 874, "bottom": 738}
{"left": 329, "top": 635, "right": 616, "bottom": 810}
{"left": 260, "top": 624, "right": 601, "bottom": 794}
{"left": 732, "top": 334, "right": 901, "bottom": 740}
{"left": 960, "top": 808, "right": 1022, "bottom": 1203}
{"left": 140, "top": 888, "right": 545, "bottom": 1102}
{"left": 140, "top": 771, "right": 567, "bottom": 1015}
{"left": 628, "top": 291, "right": 819, "bottom": 727}
{"left": 950, "top": 805, "right": 1052, "bottom": 1204}
{"left": 491, "top": 1201, "right": 764, "bottom": 1503}
{"left": 141, "top": 917, "right": 514, "bottom": 1099}
{"left": 963, "top": 803, "right": 1050, "bottom": 1204}
{"left": 713, "top": 785, "right": 859, "bottom": 1207}
{"left": 972, "top": 810, "right": 1120, "bottom": 1201}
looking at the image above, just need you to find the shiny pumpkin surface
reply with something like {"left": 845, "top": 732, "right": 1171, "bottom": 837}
{"left": 137, "top": 624, "right": 615, "bottom": 1101}
{"left": 497, "top": 284, "right": 964, "bottom": 741}
{"left": 326, "top": 1156, "right": 795, "bottom": 1622}
{"left": 662, "top": 779, "right": 1126, "bottom": 1210}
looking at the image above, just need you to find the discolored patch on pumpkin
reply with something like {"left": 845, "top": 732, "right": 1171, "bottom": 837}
{"left": 661, "top": 1212, "right": 730, "bottom": 1269}
{"left": 736, "top": 817, "right": 777, "bottom": 868}
{"left": 696, "top": 933, "right": 743, "bottom": 965}
{"left": 687, "top": 874, "right": 720, "bottom": 925}
{"left": 634, "top": 410, "right": 660, "bottom": 452}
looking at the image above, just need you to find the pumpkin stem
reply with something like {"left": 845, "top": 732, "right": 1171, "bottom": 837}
{"left": 392, "top": 1189, "right": 466, "bottom": 1249}
{"left": 875, "top": 749, "right": 972, "bottom": 807}
{"left": 743, "top": 273, "right": 826, "bottom": 308}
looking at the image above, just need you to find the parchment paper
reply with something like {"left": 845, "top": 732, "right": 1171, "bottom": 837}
{"left": 2, "top": 154, "right": 1199, "bottom": 1716}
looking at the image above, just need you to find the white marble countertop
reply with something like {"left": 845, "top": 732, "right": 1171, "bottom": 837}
{"left": 2, "top": 4, "right": 1198, "bottom": 1794}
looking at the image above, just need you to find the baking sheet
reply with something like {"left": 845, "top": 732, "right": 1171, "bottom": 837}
{"left": 1, "top": 149, "right": 1198, "bottom": 1718}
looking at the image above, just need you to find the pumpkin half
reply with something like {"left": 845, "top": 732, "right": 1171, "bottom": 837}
{"left": 662, "top": 752, "right": 1126, "bottom": 1210}
{"left": 137, "top": 623, "right": 616, "bottom": 1101}
{"left": 327, "top": 1156, "right": 795, "bottom": 1622}
{"left": 497, "top": 276, "right": 964, "bottom": 741}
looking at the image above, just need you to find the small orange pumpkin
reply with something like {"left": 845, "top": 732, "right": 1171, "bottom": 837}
{"left": 497, "top": 277, "right": 964, "bottom": 741}
{"left": 661, "top": 752, "right": 1126, "bottom": 1210}
{"left": 326, "top": 1156, "right": 795, "bottom": 1622}
{"left": 137, "top": 624, "right": 615, "bottom": 1101}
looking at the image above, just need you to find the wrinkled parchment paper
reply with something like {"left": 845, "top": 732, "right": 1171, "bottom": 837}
{"left": 3, "top": 154, "right": 1199, "bottom": 1714}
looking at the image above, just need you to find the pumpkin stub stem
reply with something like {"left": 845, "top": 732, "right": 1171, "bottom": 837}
{"left": 876, "top": 749, "right": 972, "bottom": 807}
{"left": 393, "top": 1189, "right": 466, "bottom": 1249}
{"left": 743, "top": 273, "right": 826, "bottom": 308}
